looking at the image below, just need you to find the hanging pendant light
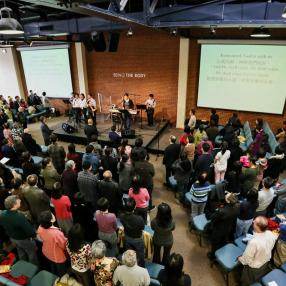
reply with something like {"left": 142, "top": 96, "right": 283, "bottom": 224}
{"left": 0, "top": 6, "right": 24, "bottom": 35}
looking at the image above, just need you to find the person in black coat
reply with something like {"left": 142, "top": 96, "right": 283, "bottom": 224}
{"left": 163, "top": 135, "right": 181, "bottom": 186}
{"left": 22, "top": 129, "right": 41, "bottom": 155}
{"left": 40, "top": 116, "right": 52, "bottom": 146}
{"left": 108, "top": 125, "right": 122, "bottom": 148}
{"left": 84, "top": 118, "right": 98, "bottom": 144}
{"left": 206, "top": 193, "right": 240, "bottom": 260}
{"left": 98, "top": 170, "right": 122, "bottom": 215}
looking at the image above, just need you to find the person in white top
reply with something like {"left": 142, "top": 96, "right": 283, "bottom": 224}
{"left": 145, "top": 94, "right": 156, "bottom": 126}
{"left": 80, "top": 93, "right": 88, "bottom": 123}
{"left": 187, "top": 109, "right": 196, "bottom": 130}
{"left": 214, "top": 141, "right": 231, "bottom": 183}
{"left": 113, "top": 249, "right": 150, "bottom": 286}
{"left": 238, "top": 216, "right": 277, "bottom": 286}
{"left": 71, "top": 93, "right": 82, "bottom": 124}
{"left": 256, "top": 177, "right": 275, "bottom": 216}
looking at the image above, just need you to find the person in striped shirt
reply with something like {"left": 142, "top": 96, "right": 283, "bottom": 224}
{"left": 189, "top": 171, "right": 211, "bottom": 220}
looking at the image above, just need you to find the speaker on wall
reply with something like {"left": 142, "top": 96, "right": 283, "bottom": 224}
{"left": 92, "top": 32, "right": 106, "bottom": 52}
{"left": 108, "top": 32, "right": 120, "bottom": 52}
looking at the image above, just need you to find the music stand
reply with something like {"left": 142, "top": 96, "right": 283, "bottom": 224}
{"left": 136, "top": 104, "right": 146, "bottom": 129}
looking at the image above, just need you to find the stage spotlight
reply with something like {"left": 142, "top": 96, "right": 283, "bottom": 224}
{"left": 170, "top": 28, "right": 178, "bottom": 36}
{"left": 127, "top": 27, "right": 133, "bottom": 37}
{"left": 250, "top": 26, "right": 271, "bottom": 38}
{"left": 210, "top": 25, "right": 217, "bottom": 35}
{"left": 282, "top": 6, "right": 286, "bottom": 18}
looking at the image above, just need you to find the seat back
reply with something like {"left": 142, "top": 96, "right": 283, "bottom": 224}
{"left": 29, "top": 270, "right": 58, "bottom": 286}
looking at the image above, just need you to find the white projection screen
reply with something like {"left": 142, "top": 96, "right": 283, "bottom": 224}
{"left": 19, "top": 45, "right": 73, "bottom": 98}
{"left": 197, "top": 43, "right": 286, "bottom": 114}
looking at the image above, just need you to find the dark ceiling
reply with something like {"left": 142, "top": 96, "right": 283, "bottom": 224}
{"left": 1, "top": 0, "right": 286, "bottom": 40}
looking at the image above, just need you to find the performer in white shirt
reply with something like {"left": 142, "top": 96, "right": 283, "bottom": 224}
{"left": 238, "top": 216, "right": 277, "bottom": 286}
{"left": 71, "top": 93, "right": 82, "bottom": 124}
{"left": 145, "top": 93, "right": 156, "bottom": 126}
{"left": 80, "top": 93, "right": 88, "bottom": 123}
{"left": 87, "top": 93, "right": 97, "bottom": 125}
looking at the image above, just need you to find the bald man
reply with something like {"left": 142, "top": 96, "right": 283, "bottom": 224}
{"left": 238, "top": 216, "right": 277, "bottom": 286}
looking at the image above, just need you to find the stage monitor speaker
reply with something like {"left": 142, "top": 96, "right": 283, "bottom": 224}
{"left": 92, "top": 32, "right": 106, "bottom": 52}
{"left": 108, "top": 32, "right": 120, "bottom": 52}
{"left": 62, "top": 123, "right": 76, "bottom": 134}
{"left": 122, "top": 129, "right": 136, "bottom": 139}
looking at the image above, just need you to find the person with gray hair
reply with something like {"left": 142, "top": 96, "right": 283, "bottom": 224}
{"left": 113, "top": 250, "right": 150, "bottom": 286}
{"left": 90, "top": 240, "right": 119, "bottom": 286}
{"left": 61, "top": 160, "right": 79, "bottom": 199}
{"left": 0, "top": 195, "right": 38, "bottom": 265}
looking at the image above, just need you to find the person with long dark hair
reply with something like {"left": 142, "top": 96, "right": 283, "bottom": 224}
{"left": 151, "top": 203, "right": 175, "bottom": 265}
{"left": 235, "top": 188, "right": 258, "bottom": 238}
{"left": 158, "top": 253, "right": 191, "bottom": 286}
{"left": 128, "top": 175, "right": 150, "bottom": 224}
{"left": 66, "top": 224, "right": 94, "bottom": 286}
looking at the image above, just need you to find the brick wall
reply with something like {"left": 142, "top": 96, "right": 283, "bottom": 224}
{"left": 85, "top": 29, "right": 180, "bottom": 123}
{"left": 186, "top": 39, "right": 286, "bottom": 132}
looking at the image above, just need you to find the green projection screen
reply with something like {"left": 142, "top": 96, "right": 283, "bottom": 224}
{"left": 197, "top": 44, "right": 286, "bottom": 114}
{"left": 20, "top": 46, "right": 73, "bottom": 98}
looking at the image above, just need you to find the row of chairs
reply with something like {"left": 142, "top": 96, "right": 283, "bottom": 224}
{"left": 0, "top": 260, "right": 57, "bottom": 286}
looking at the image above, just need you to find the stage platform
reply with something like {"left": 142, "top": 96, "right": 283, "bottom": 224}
{"left": 53, "top": 118, "right": 170, "bottom": 153}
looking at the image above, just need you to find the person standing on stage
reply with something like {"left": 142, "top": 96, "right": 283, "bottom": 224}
{"left": 145, "top": 94, "right": 156, "bottom": 126}
{"left": 71, "top": 93, "right": 82, "bottom": 124}
{"left": 87, "top": 94, "right": 97, "bottom": 125}
{"left": 122, "top": 93, "right": 134, "bottom": 130}
{"left": 80, "top": 93, "right": 88, "bottom": 123}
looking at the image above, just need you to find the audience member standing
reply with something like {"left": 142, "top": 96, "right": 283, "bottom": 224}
{"left": 66, "top": 143, "right": 82, "bottom": 173}
{"left": 113, "top": 250, "right": 150, "bottom": 286}
{"left": 194, "top": 125, "right": 207, "bottom": 146}
{"left": 0, "top": 195, "right": 38, "bottom": 265}
{"left": 77, "top": 161, "right": 98, "bottom": 210}
{"left": 186, "top": 109, "right": 196, "bottom": 131}
{"left": 120, "top": 198, "right": 145, "bottom": 267}
{"left": 66, "top": 224, "right": 94, "bottom": 286}
{"left": 23, "top": 174, "right": 50, "bottom": 224}
{"left": 207, "top": 193, "right": 239, "bottom": 260}
{"left": 37, "top": 210, "right": 67, "bottom": 276}
{"left": 134, "top": 154, "right": 155, "bottom": 209}
{"left": 95, "top": 198, "right": 118, "bottom": 257}
{"left": 22, "top": 128, "right": 41, "bottom": 155}
{"left": 41, "top": 157, "right": 61, "bottom": 195}
{"left": 188, "top": 172, "right": 211, "bottom": 220}
{"left": 98, "top": 170, "right": 122, "bottom": 215}
{"left": 61, "top": 160, "right": 79, "bottom": 200}
{"left": 118, "top": 154, "right": 133, "bottom": 194}
{"left": 128, "top": 175, "right": 150, "bottom": 224}
{"left": 206, "top": 120, "right": 219, "bottom": 145}
{"left": 256, "top": 177, "right": 275, "bottom": 216}
{"left": 40, "top": 116, "right": 52, "bottom": 146}
{"left": 51, "top": 183, "right": 73, "bottom": 235}
{"left": 151, "top": 203, "right": 175, "bottom": 265}
{"left": 84, "top": 118, "right": 98, "bottom": 144}
{"left": 238, "top": 216, "right": 277, "bottom": 286}
{"left": 48, "top": 134, "right": 66, "bottom": 174}
{"left": 214, "top": 141, "right": 231, "bottom": 183}
{"left": 235, "top": 188, "right": 258, "bottom": 238}
{"left": 210, "top": 109, "right": 219, "bottom": 126}
{"left": 158, "top": 253, "right": 191, "bottom": 286}
{"left": 82, "top": 145, "right": 100, "bottom": 174}
{"left": 163, "top": 135, "right": 181, "bottom": 186}
{"left": 194, "top": 143, "right": 214, "bottom": 178}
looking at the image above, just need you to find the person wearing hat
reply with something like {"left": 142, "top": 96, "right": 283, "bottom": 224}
{"left": 113, "top": 249, "right": 150, "bottom": 286}
{"left": 273, "top": 222, "right": 286, "bottom": 267}
{"left": 207, "top": 192, "right": 240, "bottom": 261}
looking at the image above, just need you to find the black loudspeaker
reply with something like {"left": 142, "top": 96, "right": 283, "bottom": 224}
{"left": 83, "top": 38, "right": 94, "bottom": 52}
{"left": 62, "top": 123, "right": 76, "bottom": 134}
{"left": 92, "top": 32, "right": 106, "bottom": 52}
{"left": 122, "top": 129, "right": 136, "bottom": 139}
{"left": 108, "top": 32, "right": 120, "bottom": 52}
